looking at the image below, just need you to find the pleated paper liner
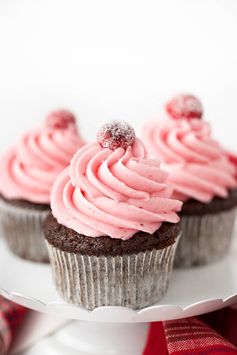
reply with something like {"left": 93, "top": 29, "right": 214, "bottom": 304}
{"left": 46, "top": 234, "right": 181, "bottom": 310}
{"left": 0, "top": 197, "right": 49, "bottom": 262}
{"left": 175, "top": 208, "right": 236, "bottom": 267}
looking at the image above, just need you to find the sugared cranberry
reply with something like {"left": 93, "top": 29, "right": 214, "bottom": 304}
{"left": 166, "top": 94, "right": 203, "bottom": 120}
{"left": 46, "top": 110, "right": 76, "bottom": 129}
{"left": 97, "top": 121, "right": 135, "bottom": 150}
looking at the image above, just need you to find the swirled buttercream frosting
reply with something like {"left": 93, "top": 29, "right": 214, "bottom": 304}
{"left": 143, "top": 96, "right": 237, "bottom": 202}
{"left": 0, "top": 110, "right": 85, "bottom": 204}
{"left": 51, "top": 121, "right": 182, "bottom": 240}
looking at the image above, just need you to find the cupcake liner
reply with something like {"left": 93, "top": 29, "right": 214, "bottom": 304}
{"left": 0, "top": 198, "right": 50, "bottom": 262}
{"left": 45, "top": 234, "right": 180, "bottom": 310}
{"left": 175, "top": 208, "right": 236, "bottom": 268}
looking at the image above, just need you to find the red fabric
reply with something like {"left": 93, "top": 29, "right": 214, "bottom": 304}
{"left": 0, "top": 296, "right": 28, "bottom": 355}
{"left": 143, "top": 306, "right": 237, "bottom": 355}
{"left": 143, "top": 322, "right": 168, "bottom": 355}
{"left": 1, "top": 296, "right": 237, "bottom": 355}
{"left": 200, "top": 306, "right": 237, "bottom": 347}
{"left": 163, "top": 318, "right": 237, "bottom": 354}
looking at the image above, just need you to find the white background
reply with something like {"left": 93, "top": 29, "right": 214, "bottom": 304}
{"left": 0, "top": 0, "right": 237, "bottom": 151}
{"left": 0, "top": 3, "right": 237, "bottom": 352}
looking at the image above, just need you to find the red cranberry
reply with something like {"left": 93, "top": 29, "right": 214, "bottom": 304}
{"left": 166, "top": 94, "right": 203, "bottom": 120}
{"left": 97, "top": 121, "right": 135, "bottom": 150}
{"left": 46, "top": 110, "right": 76, "bottom": 129}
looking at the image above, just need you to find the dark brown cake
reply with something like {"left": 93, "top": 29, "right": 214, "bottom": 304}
{"left": 181, "top": 188, "right": 237, "bottom": 216}
{"left": 0, "top": 194, "right": 49, "bottom": 211}
{"left": 43, "top": 213, "right": 180, "bottom": 256}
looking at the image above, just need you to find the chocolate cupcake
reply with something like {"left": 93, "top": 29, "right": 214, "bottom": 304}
{"left": 44, "top": 121, "right": 182, "bottom": 309}
{"left": 0, "top": 110, "right": 85, "bottom": 262}
{"left": 143, "top": 94, "right": 237, "bottom": 267}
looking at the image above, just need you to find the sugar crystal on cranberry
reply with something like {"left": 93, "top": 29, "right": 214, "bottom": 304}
{"left": 166, "top": 94, "right": 203, "bottom": 120}
{"left": 97, "top": 121, "right": 135, "bottom": 150}
{"left": 46, "top": 110, "right": 76, "bottom": 129}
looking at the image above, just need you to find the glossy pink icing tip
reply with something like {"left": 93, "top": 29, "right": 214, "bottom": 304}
{"left": 46, "top": 109, "right": 76, "bottom": 130}
{"left": 166, "top": 94, "right": 203, "bottom": 120}
{"left": 97, "top": 120, "right": 135, "bottom": 151}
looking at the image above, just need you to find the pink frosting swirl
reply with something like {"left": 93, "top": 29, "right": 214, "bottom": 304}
{"left": 143, "top": 118, "right": 237, "bottom": 202}
{"left": 51, "top": 138, "right": 182, "bottom": 240}
{"left": 0, "top": 111, "right": 85, "bottom": 204}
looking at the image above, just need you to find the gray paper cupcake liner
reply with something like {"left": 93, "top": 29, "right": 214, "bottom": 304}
{"left": 46, "top": 234, "right": 181, "bottom": 310}
{"left": 175, "top": 208, "right": 236, "bottom": 268}
{"left": 0, "top": 197, "right": 50, "bottom": 262}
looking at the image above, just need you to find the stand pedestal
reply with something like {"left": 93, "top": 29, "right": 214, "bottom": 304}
{"left": 2, "top": 238, "right": 237, "bottom": 354}
{"left": 24, "top": 321, "right": 149, "bottom": 355}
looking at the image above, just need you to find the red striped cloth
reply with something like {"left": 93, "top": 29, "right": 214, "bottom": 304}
{"left": 0, "top": 296, "right": 28, "bottom": 355}
{"left": 143, "top": 308, "right": 237, "bottom": 355}
{"left": 164, "top": 318, "right": 237, "bottom": 354}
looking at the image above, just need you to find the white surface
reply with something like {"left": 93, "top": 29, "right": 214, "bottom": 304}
{"left": 1, "top": 236, "right": 237, "bottom": 323}
{"left": 19, "top": 322, "right": 148, "bottom": 355}
{"left": 0, "top": 1, "right": 237, "bottom": 150}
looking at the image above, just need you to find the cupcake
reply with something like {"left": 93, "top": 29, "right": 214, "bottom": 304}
{"left": 44, "top": 121, "right": 182, "bottom": 309}
{"left": 143, "top": 94, "right": 237, "bottom": 267}
{"left": 0, "top": 110, "right": 85, "bottom": 262}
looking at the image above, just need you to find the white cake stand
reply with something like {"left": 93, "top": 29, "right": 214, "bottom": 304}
{"left": 1, "top": 236, "right": 237, "bottom": 354}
